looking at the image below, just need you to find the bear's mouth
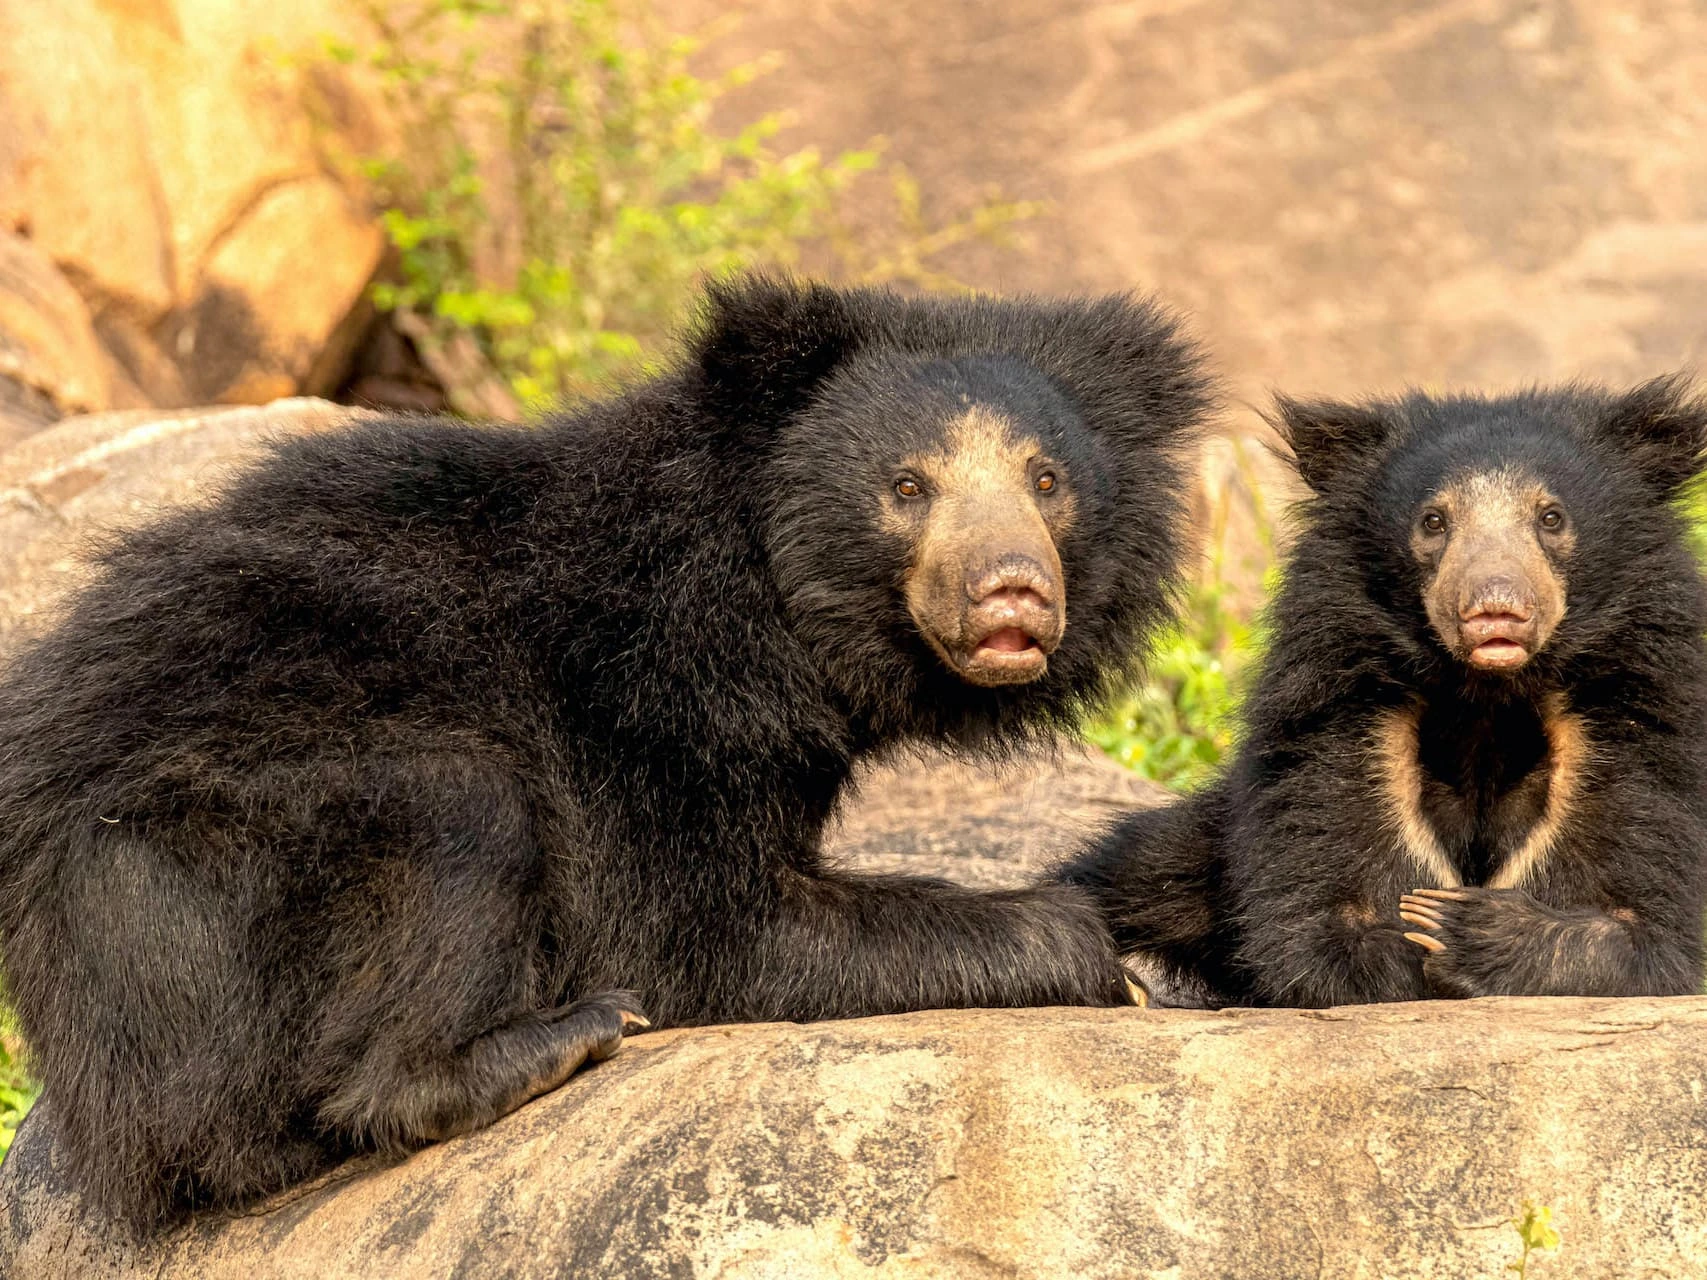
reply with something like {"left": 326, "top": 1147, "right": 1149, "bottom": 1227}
{"left": 978, "top": 626, "right": 1037, "bottom": 654}
{"left": 1467, "top": 637, "right": 1530, "bottom": 670}
{"left": 960, "top": 625, "right": 1049, "bottom": 685}
{"left": 1459, "top": 611, "right": 1539, "bottom": 672}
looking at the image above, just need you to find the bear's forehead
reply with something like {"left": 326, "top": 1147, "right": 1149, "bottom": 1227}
{"left": 1387, "top": 418, "right": 1584, "bottom": 502}
{"left": 1429, "top": 467, "right": 1559, "bottom": 522}
{"left": 898, "top": 404, "right": 1045, "bottom": 488}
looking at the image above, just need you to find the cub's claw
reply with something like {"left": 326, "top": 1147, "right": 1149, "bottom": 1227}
{"left": 1399, "top": 891, "right": 1450, "bottom": 953}
{"left": 1398, "top": 893, "right": 1447, "bottom": 933}
{"left": 1392, "top": 888, "right": 1533, "bottom": 998}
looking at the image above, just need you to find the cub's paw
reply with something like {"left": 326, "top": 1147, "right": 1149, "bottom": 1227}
{"left": 1397, "top": 887, "right": 1534, "bottom": 999}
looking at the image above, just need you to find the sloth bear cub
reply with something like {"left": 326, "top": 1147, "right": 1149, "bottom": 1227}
{"left": 0, "top": 276, "right": 1210, "bottom": 1226}
{"left": 1064, "top": 377, "right": 1707, "bottom": 1009}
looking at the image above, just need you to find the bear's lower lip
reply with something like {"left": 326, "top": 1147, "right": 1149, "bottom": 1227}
{"left": 1468, "top": 638, "right": 1529, "bottom": 670}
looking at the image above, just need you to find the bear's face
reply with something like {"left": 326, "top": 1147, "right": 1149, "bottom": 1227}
{"left": 690, "top": 276, "right": 1210, "bottom": 739}
{"left": 769, "top": 352, "right": 1113, "bottom": 695}
{"left": 884, "top": 399, "right": 1074, "bottom": 687}
{"left": 1278, "top": 378, "right": 1707, "bottom": 678}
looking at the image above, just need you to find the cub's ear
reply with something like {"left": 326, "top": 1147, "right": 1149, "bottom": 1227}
{"left": 689, "top": 274, "right": 862, "bottom": 442}
{"left": 1596, "top": 374, "right": 1707, "bottom": 495}
{"left": 1271, "top": 396, "right": 1393, "bottom": 494}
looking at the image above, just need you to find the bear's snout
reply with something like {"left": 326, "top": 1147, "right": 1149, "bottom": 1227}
{"left": 1415, "top": 469, "right": 1570, "bottom": 675}
{"left": 966, "top": 552, "right": 1057, "bottom": 611}
{"left": 959, "top": 554, "right": 1064, "bottom": 682}
{"left": 907, "top": 521, "right": 1067, "bottom": 688}
{"left": 1441, "top": 559, "right": 1558, "bottom": 672}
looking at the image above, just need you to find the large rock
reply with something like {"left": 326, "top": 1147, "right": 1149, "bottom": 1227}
{"left": 3, "top": 996, "right": 1704, "bottom": 1277}
{"left": 0, "top": 0, "right": 384, "bottom": 408}
{"left": 829, "top": 746, "right": 1169, "bottom": 887}
{"left": 0, "top": 233, "right": 144, "bottom": 451}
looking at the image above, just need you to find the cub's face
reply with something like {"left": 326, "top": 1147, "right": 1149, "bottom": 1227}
{"left": 884, "top": 403, "right": 1076, "bottom": 686}
{"left": 1279, "top": 378, "right": 1707, "bottom": 680}
{"left": 1408, "top": 467, "right": 1573, "bottom": 672}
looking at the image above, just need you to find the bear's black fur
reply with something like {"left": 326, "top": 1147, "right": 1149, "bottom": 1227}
{"left": 1063, "top": 377, "right": 1707, "bottom": 1008}
{"left": 0, "top": 275, "right": 1211, "bottom": 1226}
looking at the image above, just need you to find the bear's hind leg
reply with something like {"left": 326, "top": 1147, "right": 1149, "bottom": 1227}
{"left": 300, "top": 752, "right": 647, "bottom": 1154}
{"left": 318, "top": 991, "right": 647, "bottom": 1150}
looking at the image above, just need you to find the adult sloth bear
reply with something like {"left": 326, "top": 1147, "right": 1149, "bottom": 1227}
{"left": 0, "top": 276, "right": 1210, "bottom": 1226}
{"left": 1064, "top": 378, "right": 1707, "bottom": 1008}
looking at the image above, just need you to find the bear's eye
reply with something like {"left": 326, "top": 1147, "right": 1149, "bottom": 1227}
{"left": 1036, "top": 471, "right": 1056, "bottom": 494}
{"left": 894, "top": 476, "right": 924, "bottom": 500}
{"left": 1421, "top": 511, "right": 1447, "bottom": 535}
{"left": 1539, "top": 507, "right": 1565, "bottom": 531}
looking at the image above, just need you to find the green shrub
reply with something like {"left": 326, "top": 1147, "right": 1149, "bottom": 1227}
{"left": 1087, "top": 436, "right": 1277, "bottom": 790}
{"left": 1085, "top": 578, "right": 1263, "bottom": 791}
{"left": 311, "top": 0, "right": 1040, "bottom": 413}
{"left": 1680, "top": 473, "right": 1707, "bottom": 564}
{"left": 1507, "top": 1201, "right": 1561, "bottom": 1276}
{"left": 0, "top": 1002, "right": 38, "bottom": 1160}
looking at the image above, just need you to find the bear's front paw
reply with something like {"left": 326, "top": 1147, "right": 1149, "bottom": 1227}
{"left": 1119, "top": 953, "right": 1222, "bottom": 1009}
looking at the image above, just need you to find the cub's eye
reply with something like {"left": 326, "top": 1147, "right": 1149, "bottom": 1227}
{"left": 894, "top": 477, "right": 924, "bottom": 500}
{"left": 1421, "top": 511, "right": 1447, "bottom": 535}
{"left": 1539, "top": 507, "right": 1565, "bottom": 531}
{"left": 1035, "top": 471, "right": 1057, "bottom": 493}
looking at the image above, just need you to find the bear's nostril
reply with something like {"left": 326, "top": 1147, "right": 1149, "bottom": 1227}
{"left": 966, "top": 556, "right": 1056, "bottom": 606}
{"left": 1459, "top": 581, "right": 1535, "bottom": 623}
{"left": 978, "top": 586, "right": 1049, "bottom": 611}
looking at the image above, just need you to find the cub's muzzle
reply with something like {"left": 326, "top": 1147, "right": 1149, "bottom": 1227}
{"left": 1415, "top": 469, "right": 1570, "bottom": 675}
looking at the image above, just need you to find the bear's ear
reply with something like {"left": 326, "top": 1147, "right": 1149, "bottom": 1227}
{"left": 1596, "top": 374, "right": 1707, "bottom": 495}
{"left": 688, "top": 274, "right": 862, "bottom": 443}
{"left": 1271, "top": 396, "right": 1393, "bottom": 494}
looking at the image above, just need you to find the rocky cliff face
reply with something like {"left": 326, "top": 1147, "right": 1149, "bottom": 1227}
{"left": 0, "top": 0, "right": 383, "bottom": 421}
{"left": 672, "top": 0, "right": 1707, "bottom": 401}
{"left": 666, "top": 0, "right": 1707, "bottom": 595}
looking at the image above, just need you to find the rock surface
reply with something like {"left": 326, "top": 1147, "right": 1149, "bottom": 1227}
{"left": 829, "top": 747, "right": 1169, "bottom": 887}
{"left": 4, "top": 996, "right": 1705, "bottom": 1278}
{"left": 0, "top": 0, "right": 384, "bottom": 412}
{"left": 0, "top": 233, "right": 136, "bottom": 449}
